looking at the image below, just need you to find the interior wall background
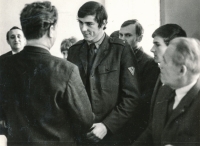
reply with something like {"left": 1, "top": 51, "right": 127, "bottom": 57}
{"left": 161, "top": 0, "right": 200, "bottom": 40}
{"left": 0, "top": 0, "right": 160, "bottom": 57}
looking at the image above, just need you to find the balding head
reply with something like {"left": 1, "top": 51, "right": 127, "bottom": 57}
{"left": 160, "top": 37, "right": 200, "bottom": 89}
{"left": 171, "top": 37, "right": 200, "bottom": 75}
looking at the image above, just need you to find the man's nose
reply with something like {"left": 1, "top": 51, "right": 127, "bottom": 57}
{"left": 15, "top": 36, "right": 20, "bottom": 42}
{"left": 150, "top": 45, "right": 155, "bottom": 52}
{"left": 81, "top": 24, "right": 87, "bottom": 31}
{"left": 119, "top": 35, "right": 125, "bottom": 41}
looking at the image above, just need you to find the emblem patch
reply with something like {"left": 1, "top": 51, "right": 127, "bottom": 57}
{"left": 128, "top": 67, "right": 135, "bottom": 76}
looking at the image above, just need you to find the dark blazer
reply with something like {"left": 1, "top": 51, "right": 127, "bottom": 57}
{"left": 68, "top": 34, "right": 141, "bottom": 144}
{"left": 134, "top": 79, "right": 200, "bottom": 146}
{"left": 116, "top": 47, "right": 160, "bottom": 144}
{"left": 0, "top": 46, "right": 93, "bottom": 145}
{"left": 0, "top": 51, "right": 12, "bottom": 60}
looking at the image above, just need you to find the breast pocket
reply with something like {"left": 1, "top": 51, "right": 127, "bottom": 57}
{"left": 98, "top": 65, "right": 118, "bottom": 74}
{"left": 98, "top": 65, "right": 119, "bottom": 89}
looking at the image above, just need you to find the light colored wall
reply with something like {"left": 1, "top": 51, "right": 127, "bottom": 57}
{"left": 0, "top": 0, "right": 104, "bottom": 57}
{"left": 105, "top": 0, "right": 160, "bottom": 55}
{"left": 161, "top": 0, "right": 200, "bottom": 40}
{"left": 0, "top": 0, "right": 159, "bottom": 57}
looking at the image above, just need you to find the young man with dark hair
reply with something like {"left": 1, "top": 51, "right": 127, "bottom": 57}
{"left": 119, "top": 19, "right": 160, "bottom": 144}
{"left": 0, "top": 26, "right": 26, "bottom": 59}
{"left": 150, "top": 24, "right": 187, "bottom": 113}
{"left": 68, "top": 1, "right": 140, "bottom": 145}
{"left": 0, "top": 1, "right": 93, "bottom": 145}
{"left": 151, "top": 24, "right": 187, "bottom": 64}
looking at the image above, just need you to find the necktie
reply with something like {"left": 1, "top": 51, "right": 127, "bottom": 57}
{"left": 167, "top": 90, "right": 176, "bottom": 119}
{"left": 86, "top": 43, "right": 96, "bottom": 100}
{"left": 88, "top": 43, "right": 96, "bottom": 70}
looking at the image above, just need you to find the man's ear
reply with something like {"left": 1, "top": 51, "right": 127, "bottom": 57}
{"left": 102, "top": 19, "right": 107, "bottom": 29}
{"left": 180, "top": 65, "right": 187, "bottom": 77}
{"left": 48, "top": 25, "right": 55, "bottom": 38}
{"left": 137, "top": 34, "right": 143, "bottom": 42}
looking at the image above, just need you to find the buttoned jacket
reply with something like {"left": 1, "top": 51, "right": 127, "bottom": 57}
{"left": 134, "top": 79, "right": 200, "bottom": 146}
{"left": 68, "top": 34, "right": 140, "bottom": 135}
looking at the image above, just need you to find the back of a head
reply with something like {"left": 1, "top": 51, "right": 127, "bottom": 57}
{"left": 171, "top": 37, "right": 200, "bottom": 75}
{"left": 78, "top": 1, "right": 108, "bottom": 30}
{"left": 152, "top": 24, "right": 187, "bottom": 46}
{"left": 121, "top": 19, "right": 144, "bottom": 36}
{"left": 20, "top": 1, "right": 58, "bottom": 40}
{"left": 61, "top": 37, "right": 77, "bottom": 52}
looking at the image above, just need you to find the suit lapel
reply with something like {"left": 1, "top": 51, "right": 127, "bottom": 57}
{"left": 79, "top": 42, "right": 88, "bottom": 75}
{"left": 152, "top": 75, "right": 162, "bottom": 100}
{"left": 91, "top": 35, "right": 110, "bottom": 74}
{"left": 166, "top": 78, "right": 200, "bottom": 126}
{"left": 154, "top": 85, "right": 174, "bottom": 131}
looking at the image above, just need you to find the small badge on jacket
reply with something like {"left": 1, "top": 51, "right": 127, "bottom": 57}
{"left": 128, "top": 67, "right": 135, "bottom": 76}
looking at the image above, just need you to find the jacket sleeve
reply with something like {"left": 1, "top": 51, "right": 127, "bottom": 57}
{"left": 65, "top": 65, "right": 94, "bottom": 132}
{"left": 0, "top": 60, "right": 8, "bottom": 136}
{"left": 102, "top": 44, "right": 141, "bottom": 133}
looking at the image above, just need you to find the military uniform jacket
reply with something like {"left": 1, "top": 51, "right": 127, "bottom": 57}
{"left": 134, "top": 79, "right": 200, "bottom": 146}
{"left": 0, "top": 46, "right": 93, "bottom": 145}
{"left": 68, "top": 34, "right": 140, "bottom": 134}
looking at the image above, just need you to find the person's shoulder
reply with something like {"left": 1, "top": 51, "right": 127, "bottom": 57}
{"left": 109, "top": 37, "right": 127, "bottom": 47}
{"left": 0, "top": 51, "right": 12, "bottom": 59}
{"left": 70, "top": 39, "right": 85, "bottom": 48}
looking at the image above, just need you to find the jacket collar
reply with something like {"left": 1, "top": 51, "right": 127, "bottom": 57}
{"left": 22, "top": 46, "right": 51, "bottom": 55}
{"left": 79, "top": 34, "right": 110, "bottom": 75}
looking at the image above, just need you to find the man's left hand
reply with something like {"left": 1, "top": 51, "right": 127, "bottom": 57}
{"left": 86, "top": 123, "right": 107, "bottom": 142}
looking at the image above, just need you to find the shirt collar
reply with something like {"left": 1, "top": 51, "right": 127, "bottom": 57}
{"left": 12, "top": 51, "right": 17, "bottom": 55}
{"left": 132, "top": 46, "right": 142, "bottom": 54}
{"left": 175, "top": 79, "right": 198, "bottom": 100}
{"left": 87, "top": 33, "right": 105, "bottom": 49}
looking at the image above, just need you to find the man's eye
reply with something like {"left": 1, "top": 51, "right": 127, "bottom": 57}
{"left": 126, "top": 34, "right": 131, "bottom": 37}
{"left": 87, "top": 23, "right": 93, "bottom": 26}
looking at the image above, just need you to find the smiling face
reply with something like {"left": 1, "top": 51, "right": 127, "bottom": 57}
{"left": 119, "top": 24, "right": 141, "bottom": 49}
{"left": 7, "top": 29, "right": 26, "bottom": 52}
{"left": 151, "top": 36, "right": 168, "bottom": 63}
{"left": 78, "top": 15, "right": 105, "bottom": 43}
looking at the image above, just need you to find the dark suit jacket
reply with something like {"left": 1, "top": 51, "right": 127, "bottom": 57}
{"left": 0, "top": 51, "right": 12, "bottom": 60}
{"left": 0, "top": 46, "right": 93, "bottom": 145}
{"left": 115, "top": 47, "right": 160, "bottom": 144}
{"left": 134, "top": 79, "right": 200, "bottom": 146}
{"left": 150, "top": 75, "right": 162, "bottom": 119}
{"left": 68, "top": 34, "right": 141, "bottom": 144}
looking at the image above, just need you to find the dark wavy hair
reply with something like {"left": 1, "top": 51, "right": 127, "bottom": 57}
{"left": 78, "top": 1, "right": 108, "bottom": 30}
{"left": 60, "top": 37, "right": 77, "bottom": 52}
{"left": 20, "top": 1, "right": 58, "bottom": 40}
{"left": 152, "top": 24, "right": 187, "bottom": 46}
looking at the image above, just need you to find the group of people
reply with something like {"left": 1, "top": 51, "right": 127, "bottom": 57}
{"left": 0, "top": 1, "right": 200, "bottom": 146}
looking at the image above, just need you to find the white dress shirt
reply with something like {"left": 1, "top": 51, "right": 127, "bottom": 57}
{"left": 173, "top": 80, "right": 197, "bottom": 109}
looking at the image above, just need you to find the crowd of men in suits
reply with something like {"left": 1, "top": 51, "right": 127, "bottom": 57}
{"left": 0, "top": 1, "right": 200, "bottom": 146}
